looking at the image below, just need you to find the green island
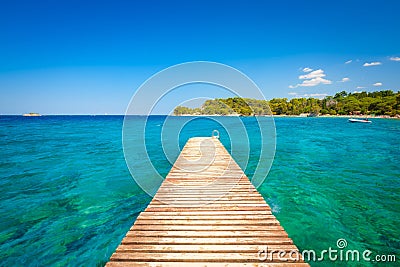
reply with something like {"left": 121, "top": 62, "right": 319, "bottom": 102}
{"left": 22, "top": 112, "right": 41, "bottom": 117}
{"left": 174, "top": 90, "right": 400, "bottom": 117}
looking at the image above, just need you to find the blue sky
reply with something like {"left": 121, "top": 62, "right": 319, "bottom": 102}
{"left": 0, "top": 0, "right": 399, "bottom": 114}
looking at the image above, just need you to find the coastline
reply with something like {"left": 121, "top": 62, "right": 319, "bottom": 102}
{"left": 173, "top": 114, "right": 400, "bottom": 119}
{"left": 1, "top": 114, "right": 399, "bottom": 120}
{"left": 273, "top": 114, "right": 400, "bottom": 119}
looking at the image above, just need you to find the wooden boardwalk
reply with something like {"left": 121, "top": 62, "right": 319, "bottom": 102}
{"left": 107, "top": 137, "right": 308, "bottom": 266}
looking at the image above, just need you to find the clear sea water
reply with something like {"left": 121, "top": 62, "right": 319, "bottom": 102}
{"left": 0, "top": 116, "right": 399, "bottom": 266}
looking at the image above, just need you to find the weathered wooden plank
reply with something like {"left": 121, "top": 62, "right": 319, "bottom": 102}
{"left": 156, "top": 188, "right": 257, "bottom": 192}
{"left": 152, "top": 199, "right": 265, "bottom": 203}
{"left": 161, "top": 181, "right": 252, "bottom": 184}
{"left": 138, "top": 210, "right": 273, "bottom": 216}
{"left": 110, "top": 252, "right": 304, "bottom": 262}
{"left": 164, "top": 178, "right": 250, "bottom": 181}
{"left": 154, "top": 196, "right": 262, "bottom": 200}
{"left": 126, "top": 229, "right": 286, "bottom": 237}
{"left": 156, "top": 187, "right": 258, "bottom": 190}
{"left": 148, "top": 201, "right": 269, "bottom": 206}
{"left": 154, "top": 195, "right": 264, "bottom": 199}
{"left": 121, "top": 237, "right": 294, "bottom": 245}
{"left": 154, "top": 194, "right": 263, "bottom": 198}
{"left": 136, "top": 215, "right": 276, "bottom": 220}
{"left": 106, "top": 263, "right": 310, "bottom": 267}
{"left": 151, "top": 197, "right": 270, "bottom": 201}
{"left": 115, "top": 244, "right": 298, "bottom": 252}
{"left": 129, "top": 226, "right": 283, "bottom": 232}
{"left": 146, "top": 203, "right": 271, "bottom": 208}
{"left": 155, "top": 189, "right": 259, "bottom": 193}
{"left": 144, "top": 206, "right": 272, "bottom": 212}
{"left": 133, "top": 219, "right": 281, "bottom": 225}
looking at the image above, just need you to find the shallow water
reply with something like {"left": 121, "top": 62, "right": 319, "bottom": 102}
{"left": 0, "top": 116, "right": 399, "bottom": 266}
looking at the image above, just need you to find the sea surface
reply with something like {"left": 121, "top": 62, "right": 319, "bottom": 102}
{"left": 0, "top": 116, "right": 399, "bottom": 266}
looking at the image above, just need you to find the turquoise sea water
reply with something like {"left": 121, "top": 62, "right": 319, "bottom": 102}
{"left": 0, "top": 116, "right": 399, "bottom": 266}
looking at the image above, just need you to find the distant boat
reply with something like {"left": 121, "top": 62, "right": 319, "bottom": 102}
{"left": 23, "top": 113, "right": 41, "bottom": 117}
{"left": 348, "top": 118, "right": 372, "bottom": 123}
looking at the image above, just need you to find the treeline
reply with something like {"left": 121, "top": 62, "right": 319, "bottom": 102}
{"left": 174, "top": 97, "right": 269, "bottom": 116}
{"left": 173, "top": 90, "right": 400, "bottom": 116}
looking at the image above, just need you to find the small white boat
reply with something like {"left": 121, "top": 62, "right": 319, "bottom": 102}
{"left": 348, "top": 118, "right": 372, "bottom": 123}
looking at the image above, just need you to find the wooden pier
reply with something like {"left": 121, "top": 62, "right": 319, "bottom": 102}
{"left": 107, "top": 137, "right": 308, "bottom": 266}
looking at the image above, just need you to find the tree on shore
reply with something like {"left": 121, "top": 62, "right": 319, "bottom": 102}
{"left": 173, "top": 90, "right": 400, "bottom": 116}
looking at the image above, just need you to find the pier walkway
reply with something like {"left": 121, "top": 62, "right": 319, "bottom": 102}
{"left": 107, "top": 137, "right": 308, "bottom": 266}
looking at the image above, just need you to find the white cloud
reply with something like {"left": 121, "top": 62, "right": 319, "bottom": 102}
{"left": 300, "top": 77, "right": 332, "bottom": 87}
{"left": 287, "top": 92, "right": 328, "bottom": 99}
{"left": 289, "top": 69, "right": 332, "bottom": 88}
{"left": 289, "top": 77, "right": 332, "bottom": 88}
{"left": 390, "top": 57, "right": 400, "bottom": 61}
{"left": 299, "top": 69, "right": 325, "bottom": 80}
{"left": 363, "top": 62, "right": 382, "bottom": 67}
{"left": 353, "top": 91, "right": 362, "bottom": 93}
{"left": 303, "top": 93, "right": 328, "bottom": 99}
{"left": 356, "top": 86, "right": 366, "bottom": 89}
{"left": 302, "top": 67, "right": 313, "bottom": 72}
{"left": 303, "top": 93, "right": 328, "bottom": 98}
{"left": 345, "top": 60, "right": 352, "bottom": 64}
{"left": 373, "top": 82, "right": 382, "bottom": 86}
{"left": 341, "top": 77, "right": 350, "bottom": 82}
